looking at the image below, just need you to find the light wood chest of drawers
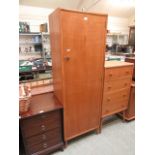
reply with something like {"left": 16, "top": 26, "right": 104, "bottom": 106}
{"left": 102, "top": 61, "right": 134, "bottom": 118}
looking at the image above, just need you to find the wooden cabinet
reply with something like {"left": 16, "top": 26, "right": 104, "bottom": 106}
{"left": 49, "top": 9, "right": 107, "bottom": 141}
{"left": 128, "top": 26, "right": 135, "bottom": 47}
{"left": 20, "top": 93, "right": 64, "bottom": 155}
{"left": 125, "top": 57, "right": 135, "bottom": 81}
{"left": 102, "top": 61, "right": 133, "bottom": 118}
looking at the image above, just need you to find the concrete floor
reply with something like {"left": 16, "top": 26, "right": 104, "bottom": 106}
{"left": 53, "top": 116, "right": 135, "bottom": 155}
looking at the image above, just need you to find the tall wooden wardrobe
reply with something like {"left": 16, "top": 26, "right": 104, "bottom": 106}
{"left": 49, "top": 9, "right": 107, "bottom": 141}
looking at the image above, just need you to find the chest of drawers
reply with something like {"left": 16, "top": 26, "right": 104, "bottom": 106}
{"left": 20, "top": 92, "right": 64, "bottom": 155}
{"left": 102, "top": 61, "right": 134, "bottom": 118}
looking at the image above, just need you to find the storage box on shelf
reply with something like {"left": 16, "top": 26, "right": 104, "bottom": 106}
{"left": 20, "top": 93, "right": 64, "bottom": 155}
{"left": 101, "top": 61, "right": 134, "bottom": 124}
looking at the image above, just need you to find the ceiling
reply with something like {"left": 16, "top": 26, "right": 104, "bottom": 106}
{"left": 19, "top": 0, "right": 135, "bottom": 18}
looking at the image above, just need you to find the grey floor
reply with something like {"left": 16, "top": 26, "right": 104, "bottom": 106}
{"left": 52, "top": 116, "right": 135, "bottom": 155}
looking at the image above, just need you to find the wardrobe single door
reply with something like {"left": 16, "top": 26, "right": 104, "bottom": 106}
{"left": 61, "top": 10, "right": 107, "bottom": 140}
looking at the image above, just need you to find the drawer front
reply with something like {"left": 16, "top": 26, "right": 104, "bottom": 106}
{"left": 102, "top": 89, "right": 130, "bottom": 116}
{"left": 27, "top": 138, "right": 61, "bottom": 154}
{"left": 26, "top": 128, "right": 62, "bottom": 147}
{"left": 104, "top": 77, "right": 132, "bottom": 93}
{"left": 21, "top": 111, "right": 62, "bottom": 138}
{"left": 22, "top": 110, "right": 61, "bottom": 129}
{"left": 105, "top": 66, "right": 133, "bottom": 81}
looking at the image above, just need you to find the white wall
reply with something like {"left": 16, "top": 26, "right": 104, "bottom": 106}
{"left": 19, "top": 5, "right": 54, "bottom": 32}
{"left": 19, "top": 5, "right": 132, "bottom": 34}
{"left": 128, "top": 14, "right": 135, "bottom": 26}
{"left": 108, "top": 16, "right": 129, "bottom": 34}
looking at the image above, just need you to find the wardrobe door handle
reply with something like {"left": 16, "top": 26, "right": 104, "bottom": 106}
{"left": 64, "top": 56, "right": 70, "bottom": 61}
{"left": 107, "top": 98, "right": 111, "bottom": 102}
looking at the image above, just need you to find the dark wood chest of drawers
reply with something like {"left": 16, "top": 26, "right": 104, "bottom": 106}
{"left": 20, "top": 92, "right": 64, "bottom": 155}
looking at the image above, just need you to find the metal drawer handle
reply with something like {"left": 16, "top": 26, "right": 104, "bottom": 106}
{"left": 43, "top": 143, "right": 47, "bottom": 148}
{"left": 41, "top": 125, "right": 46, "bottom": 130}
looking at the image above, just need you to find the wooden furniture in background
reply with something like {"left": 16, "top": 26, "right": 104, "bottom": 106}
{"left": 128, "top": 26, "right": 135, "bottom": 53}
{"left": 125, "top": 57, "right": 135, "bottom": 81}
{"left": 49, "top": 9, "right": 107, "bottom": 141}
{"left": 124, "top": 82, "right": 135, "bottom": 120}
{"left": 20, "top": 92, "right": 64, "bottom": 155}
{"left": 101, "top": 61, "right": 133, "bottom": 122}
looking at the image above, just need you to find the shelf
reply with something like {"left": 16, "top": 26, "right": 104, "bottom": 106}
{"left": 19, "top": 42, "right": 42, "bottom": 45}
{"left": 19, "top": 32, "right": 41, "bottom": 36}
{"left": 42, "top": 32, "right": 50, "bottom": 35}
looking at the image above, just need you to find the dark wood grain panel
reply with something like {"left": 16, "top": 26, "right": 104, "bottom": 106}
{"left": 19, "top": 92, "right": 64, "bottom": 155}
{"left": 26, "top": 128, "right": 62, "bottom": 147}
{"left": 20, "top": 92, "right": 63, "bottom": 119}
{"left": 21, "top": 110, "right": 61, "bottom": 129}
{"left": 22, "top": 115, "right": 62, "bottom": 138}
{"left": 27, "top": 138, "right": 61, "bottom": 154}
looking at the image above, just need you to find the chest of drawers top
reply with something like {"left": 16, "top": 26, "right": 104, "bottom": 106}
{"left": 105, "top": 61, "right": 134, "bottom": 69}
{"left": 20, "top": 92, "right": 63, "bottom": 120}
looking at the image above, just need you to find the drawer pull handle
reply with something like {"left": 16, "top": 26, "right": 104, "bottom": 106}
{"left": 41, "top": 115, "right": 46, "bottom": 119}
{"left": 107, "top": 98, "right": 111, "bottom": 102}
{"left": 42, "top": 134, "right": 47, "bottom": 140}
{"left": 123, "top": 94, "right": 126, "bottom": 97}
{"left": 43, "top": 143, "right": 47, "bottom": 148}
{"left": 124, "top": 83, "right": 127, "bottom": 86}
{"left": 109, "top": 74, "right": 112, "bottom": 77}
{"left": 125, "top": 71, "right": 129, "bottom": 74}
{"left": 108, "top": 86, "right": 111, "bottom": 90}
{"left": 41, "top": 125, "right": 46, "bottom": 130}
